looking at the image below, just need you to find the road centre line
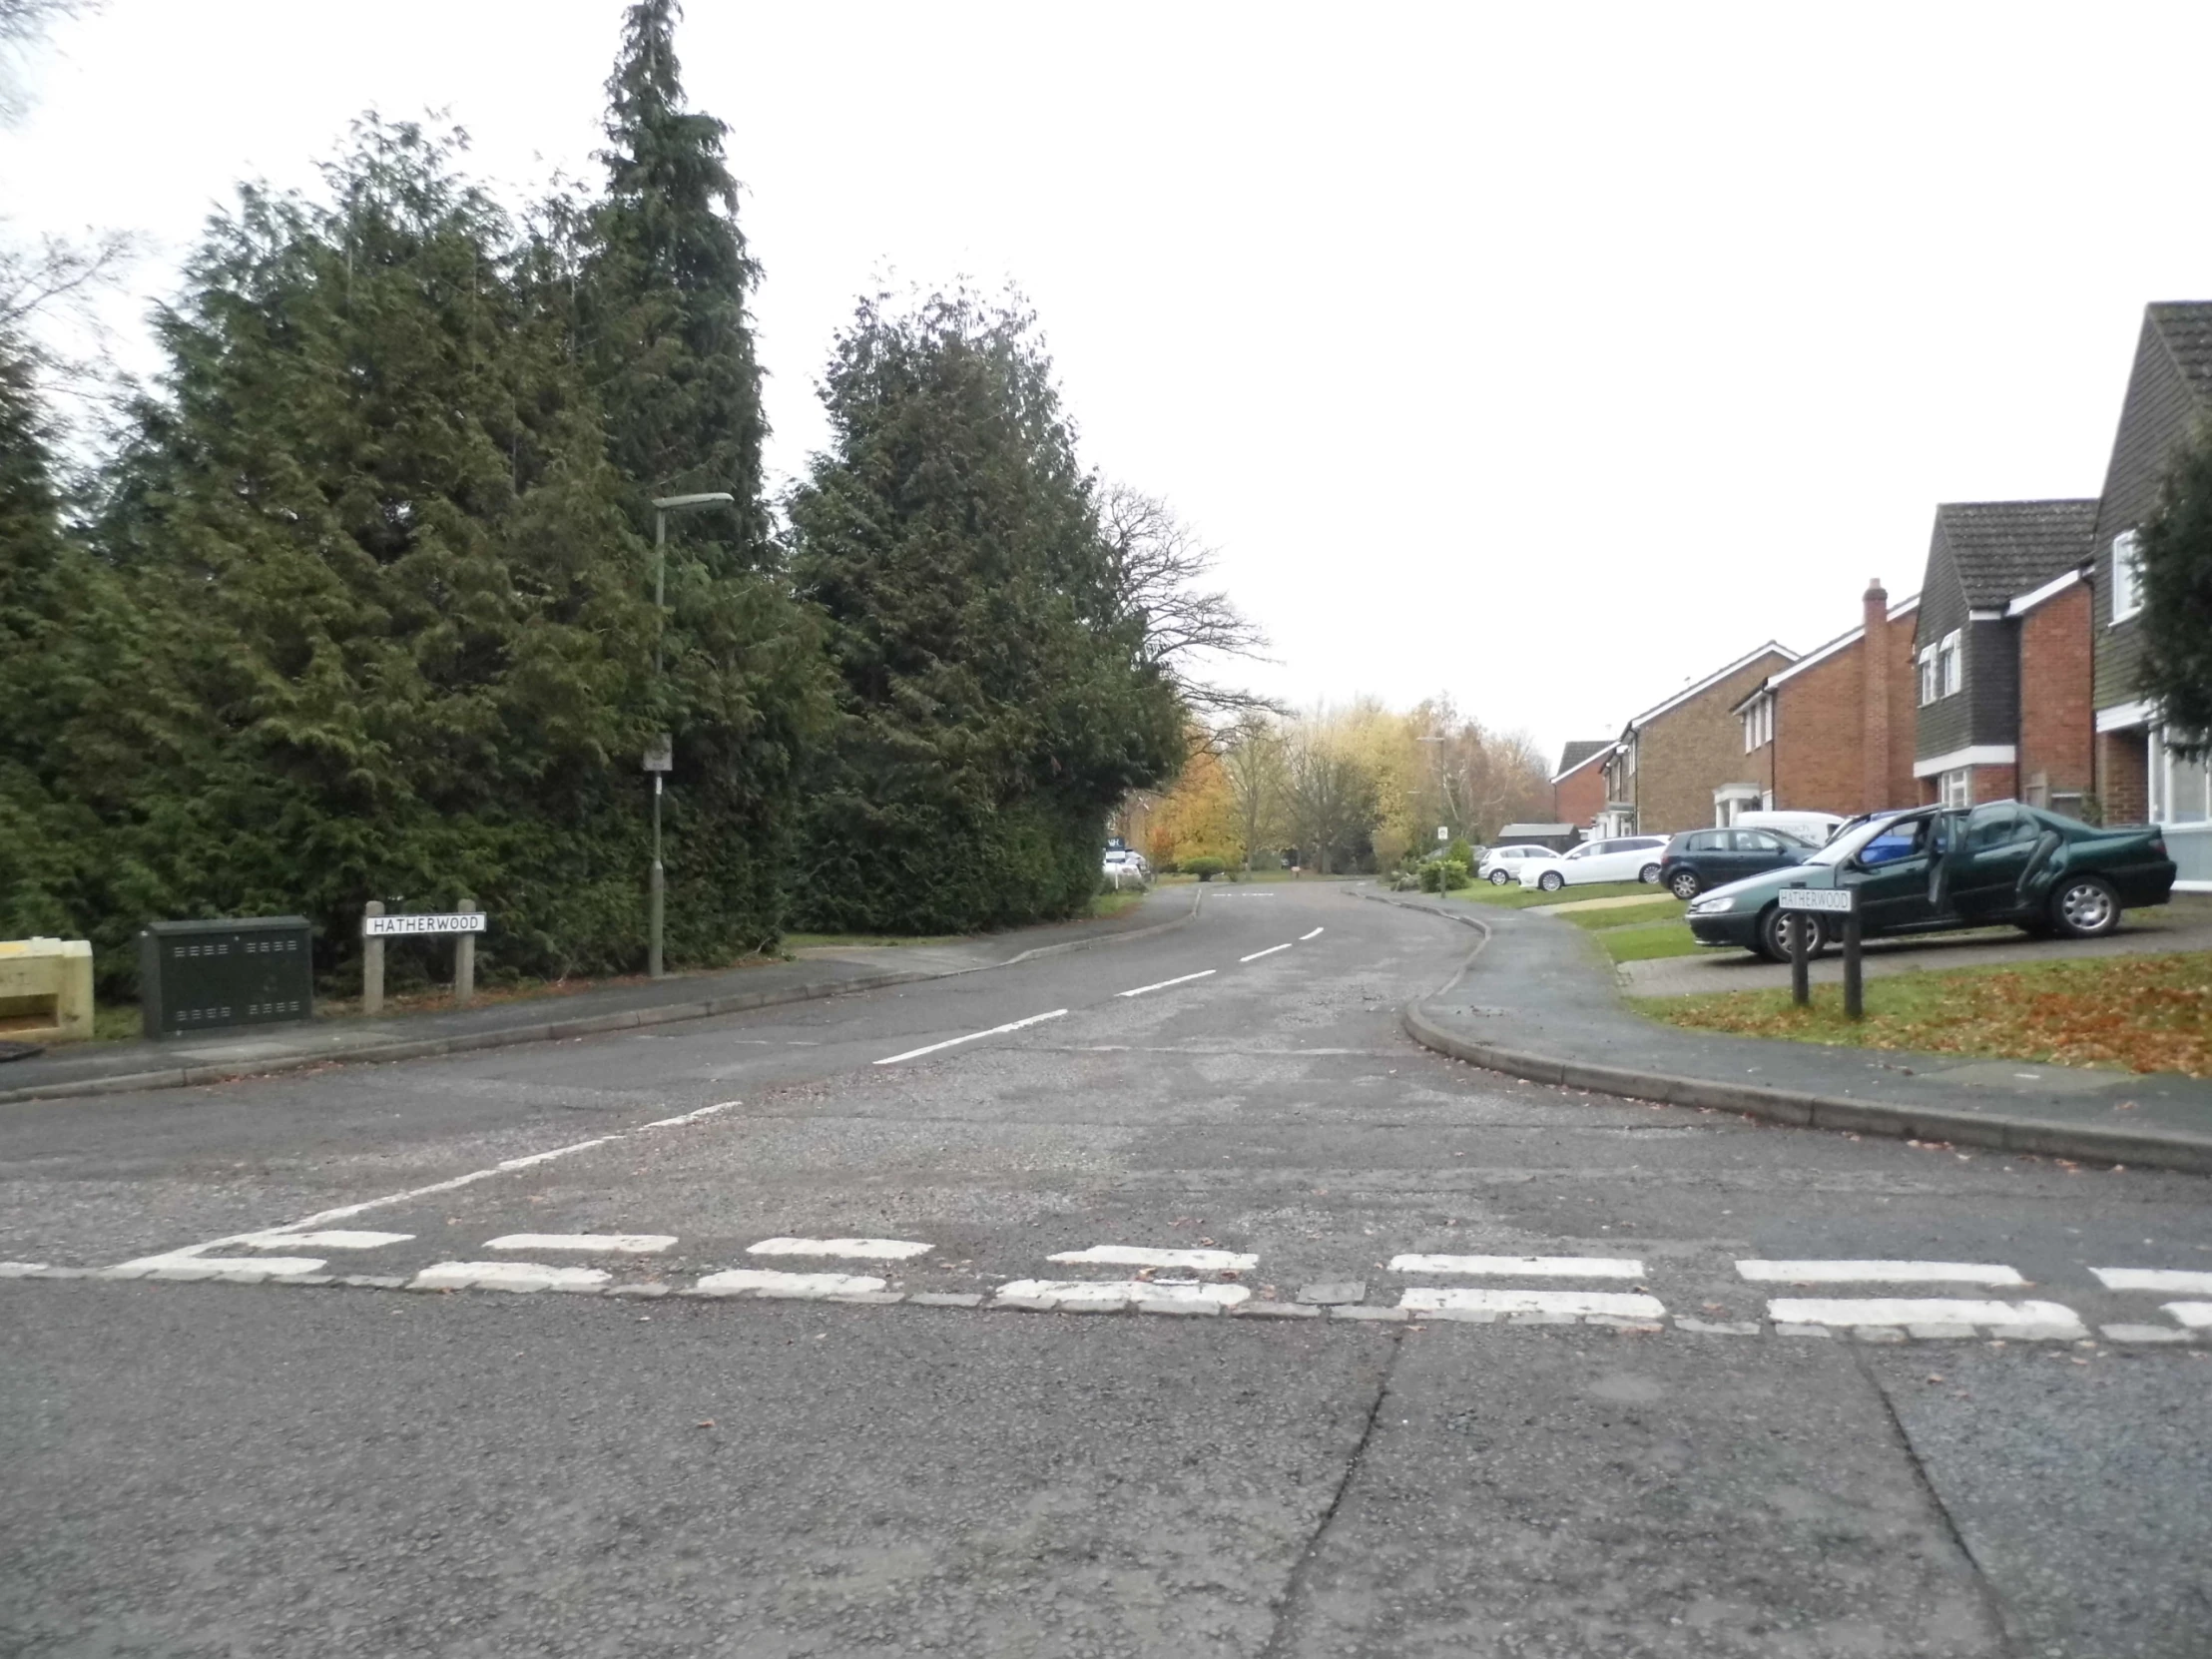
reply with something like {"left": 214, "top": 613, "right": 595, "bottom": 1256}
{"left": 748, "top": 1237, "right": 932, "bottom": 1261}
{"left": 243, "top": 1230, "right": 411, "bottom": 1251}
{"left": 1047, "top": 1245, "right": 1256, "bottom": 1271}
{"left": 1399, "top": 1288, "right": 1667, "bottom": 1319}
{"left": 485, "top": 1234, "right": 675, "bottom": 1254}
{"left": 2093, "top": 1268, "right": 2212, "bottom": 1295}
{"left": 1117, "top": 969, "right": 1216, "bottom": 998}
{"left": 1299, "top": 926, "right": 1324, "bottom": 940}
{"left": 1738, "top": 1260, "right": 2025, "bottom": 1286}
{"left": 113, "top": 1102, "right": 744, "bottom": 1271}
{"left": 1239, "top": 943, "right": 1292, "bottom": 962}
{"left": 1765, "top": 1298, "right": 2087, "bottom": 1335}
{"left": 1390, "top": 1254, "right": 1645, "bottom": 1279}
{"left": 413, "top": 1262, "right": 611, "bottom": 1293}
{"left": 873, "top": 1009, "right": 1068, "bottom": 1066}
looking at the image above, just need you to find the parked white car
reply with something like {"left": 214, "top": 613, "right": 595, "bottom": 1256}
{"left": 1516, "top": 835, "right": 1672, "bottom": 892}
{"left": 1477, "top": 843, "right": 1558, "bottom": 886}
{"left": 1730, "top": 810, "right": 1845, "bottom": 846}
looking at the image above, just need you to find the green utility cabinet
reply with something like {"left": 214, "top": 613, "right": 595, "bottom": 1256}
{"left": 139, "top": 916, "right": 313, "bottom": 1039}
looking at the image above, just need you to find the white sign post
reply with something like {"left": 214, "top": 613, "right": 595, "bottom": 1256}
{"left": 360, "top": 907, "right": 488, "bottom": 1011}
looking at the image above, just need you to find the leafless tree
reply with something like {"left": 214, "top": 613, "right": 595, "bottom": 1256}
{"left": 1283, "top": 716, "right": 1379, "bottom": 874}
{"left": 1219, "top": 713, "right": 1286, "bottom": 870}
{"left": 1097, "top": 481, "right": 1279, "bottom": 723}
{"left": 0, "top": 0, "right": 90, "bottom": 124}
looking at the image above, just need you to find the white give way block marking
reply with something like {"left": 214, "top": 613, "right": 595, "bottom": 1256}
{"left": 2092, "top": 1268, "right": 2212, "bottom": 1295}
{"left": 1399, "top": 1288, "right": 1668, "bottom": 1319}
{"left": 695, "top": 1269, "right": 887, "bottom": 1298}
{"left": 2162, "top": 1303, "right": 2212, "bottom": 1329}
{"left": 1765, "top": 1298, "right": 2087, "bottom": 1336}
{"left": 1738, "top": 1260, "right": 2024, "bottom": 1286}
{"left": 1118, "top": 970, "right": 1215, "bottom": 998}
{"left": 1391, "top": 1254, "right": 1645, "bottom": 1279}
{"left": 412, "top": 1262, "right": 611, "bottom": 1293}
{"left": 1048, "top": 1245, "right": 1256, "bottom": 1272}
{"left": 748, "top": 1237, "right": 932, "bottom": 1262}
{"left": 996, "top": 1279, "right": 1251, "bottom": 1308}
{"left": 1238, "top": 943, "right": 1293, "bottom": 962}
{"left": 243, "top": 1230, "right": 412, "bottom": 1251}
{"left": 485, "top": 1234, "right": 676, "bottom": 1254}
{"left": 873, "top": 1009, "right": 1067, "bottom": 1066}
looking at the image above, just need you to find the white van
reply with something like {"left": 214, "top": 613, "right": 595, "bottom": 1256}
{"left": 1730, "top": 810, "right": 1845, "bottom": 846}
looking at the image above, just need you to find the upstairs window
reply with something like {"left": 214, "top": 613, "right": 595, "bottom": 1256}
{"left": 1918, "top": 645, "right": 1937, "bottom": 706}
{"left": 1937, "top": 630, "right": 1961, "bottom": 697}
{"left": 1741, "top": 695, "right": 1773, "bottom": 752}
{"left": 2111, "top": 531, "right": 2143, "bottom": 623}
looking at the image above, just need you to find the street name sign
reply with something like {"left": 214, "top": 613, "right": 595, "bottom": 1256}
{"left": 363, "top": 911, "right": 486, "bottom": 937}
{"left": 1777, "top": 887, "right": 1855, "bottom": 914}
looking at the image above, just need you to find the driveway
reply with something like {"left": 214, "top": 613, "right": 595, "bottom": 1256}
{"left": 1619, "top": 899, "right": 2212, "bottom": 998}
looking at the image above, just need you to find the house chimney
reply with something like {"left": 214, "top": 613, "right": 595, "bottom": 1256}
{"left": 1862, "top": 578, "right": 1890, "bottom": 812}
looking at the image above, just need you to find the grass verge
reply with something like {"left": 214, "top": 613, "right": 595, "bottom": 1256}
{"left": 1557, "top": 897, "right": 1687, "bottom": 930}
{"left": 1452, "top": 879, "right": 1659, "bottom": 910}
{"left": 1593, "top": 920, "right": 1705, "bottom": 963}
{"left": 1634, "top": 949, "right": 2212, "bottom": 1077}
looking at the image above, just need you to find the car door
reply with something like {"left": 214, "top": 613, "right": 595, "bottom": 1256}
{"left": 1588, "top": 839, "right": 1637, "bottom": 882}
{"left": 1946, "top": 805, "right": 2046, "bottom": 922}
{"left": 1838, "top": 814, "right": 1946, "bottom": 932}
{"left": 1730, "top": 829, "right": 1801, "bottom": 880}
{"left": 1557, "top": 842, "right": 1605, "bottom": 884}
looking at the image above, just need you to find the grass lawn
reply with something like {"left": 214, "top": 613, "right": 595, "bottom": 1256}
{"left": 1591, "top": 919, "right": 1705, "bottom": 963}
{"left": 1635, "top": 949, "right": 2212, "bottom": 1077}
{"left": 1090, "top": 888, "right": 1148, "bottom": 919}
{"left": 1557, "top": 896, "right": 1687, "bottom": 930}
{"left": 1451, "top": 879, "right": 1657, "bottom": 910}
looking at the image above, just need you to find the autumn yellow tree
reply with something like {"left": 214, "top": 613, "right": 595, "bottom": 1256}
{"left": 1146, "top": 744, "right": 1242, "bottom": 866}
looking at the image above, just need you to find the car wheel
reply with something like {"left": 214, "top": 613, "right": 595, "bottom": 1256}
{"left": 1538, "top": 870, "right": 1564, "bottom": 892}
{"left": 1639, "top": 862, "right": 1662, "bottom": 884}
{"left": 1757, "top": 904, "right": 1829, "bottom": 964}
{"left": 1489, "top": 868, "right": 1512, "bottom": 885}
{"left": 2048, "top": 874, "right": 2121, "bottom": 939}
{"left": 1668, "top": 870, "right": 1702, "bottom": 899}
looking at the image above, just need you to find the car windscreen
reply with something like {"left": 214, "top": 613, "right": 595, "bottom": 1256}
{"left": 1805, "top": 816, "right": 1910, "bottom": 866}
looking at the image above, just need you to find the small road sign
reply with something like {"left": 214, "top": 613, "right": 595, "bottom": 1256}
{"left": 362, "top": 912, "right": 486, "bottom": 937}
{"left": 1778, "top": 886, "right": 1856, "bottom": 913}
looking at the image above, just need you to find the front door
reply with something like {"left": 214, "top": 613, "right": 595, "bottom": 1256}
{"left": 1839, "top": 814, "right": 1946, "bottom": 931}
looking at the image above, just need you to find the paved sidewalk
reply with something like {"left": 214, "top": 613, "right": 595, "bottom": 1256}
{"left": 0, "top": 886, "right": 1199, "bottom": 1107}
{"left": 1621, "top": 905, "right": 2212, "bottom": 997}
{"left": 1377, "top": 890, "right": 2212, "bottom": 1177}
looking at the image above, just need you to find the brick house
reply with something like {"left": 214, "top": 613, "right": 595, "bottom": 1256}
{"left": 2084, "top": 300, "right": 2212, "bottom": 888}
{"left": 1908, "top": 499, "right": 2099, "bottom": 810}
{"left": 1597, "top": 643, "right": 1798, "bottom": 836}
{"left": 1549, "top": 740, "right": 1612, "bottom": 830}
{"left": 1732, "top": 580, "right": 1920, "bottom": 820}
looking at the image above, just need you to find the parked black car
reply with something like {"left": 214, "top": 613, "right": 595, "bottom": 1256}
{"left": 1656, "top": 826, "right": 1815, "bottom": 900}
{"left": 1685, "top": 803, "right": 2178, "bottom": 961}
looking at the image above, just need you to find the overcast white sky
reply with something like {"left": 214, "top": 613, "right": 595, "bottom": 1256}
{"left": 5, "top": 2, "right": 2209, "bottom": 765}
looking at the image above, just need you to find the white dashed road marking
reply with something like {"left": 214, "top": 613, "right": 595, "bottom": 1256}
{"left": 1117, "top": 970, "right": 1216, "bottom": 998}
{"left": 1299, "top": 926, "right": 1324, "bottom": 940}
{"left": 695, "top": 1269, "right": 887, "bottom": 1298}
{"left": 1765, "top": 1298, "right": 2087, "bottom": 1336}
{"left": 1391, "top": 1254, "right": 1645, "bottom": 1279}
{"left": 412, "top": 1262, "right": 612, "bottom": 1292}
{"left": 1047, "top": 1245, "right": 1257, "bottom": 1271}
{"left": 1738, "top": 1260, "right": 2025, "bottom": 1286}
{"left": 2092, "top": 1268, "right": 2212, "bottom": 1294}
{"left": 996, "top": 1280, "right": 1251, "bottom": 1308}
{"left": 2164, "top": 1303, "right": 2212, "bottom": 1329}
{"left": 1399, "top": 1288, "right": 1668, "bottom": 1320}
{"left": 484, "top": 1234, "right": 676, "bottom": 1254}
{"left": 747, "top": 1237, "right": 932, "bottom": 1261}
{"left": 1239, "top": 943, "right": 1293, "bottom": 962}
{"left": 872, "top": 1009, "right": 1068, "bottom": 1066}
{"left": 242, "top": 1230, "right": 411, "bottom": 1251}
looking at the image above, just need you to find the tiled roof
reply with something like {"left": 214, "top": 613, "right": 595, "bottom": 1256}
{"left": 1934, "top": 500, "right": 2098, "bottom": 609}
{"left": 2149, "top": 301, "right": 2212, "bottom": 404}
{"left": 1553, "top": 740, "right": 1610, "bottom": 779}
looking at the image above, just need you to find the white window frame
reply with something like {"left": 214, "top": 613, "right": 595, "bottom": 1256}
{"left": 1937, "top": 629, "right": 1961, "bottom": 698}
{"left": 1939, "top": 768, "right": 1970, "bottom": 810}
{"left": 1741, "top": 695, "right": 1773, "bottom": 753}
{"left": 2111, "top": 531, "right": 2143, "bottom": 625}
{"left": 2149, "top": 726, "right": 2210, "bottom": 825}
{"left": 1918, "top": 645, "right": 1937, "bottom": 707}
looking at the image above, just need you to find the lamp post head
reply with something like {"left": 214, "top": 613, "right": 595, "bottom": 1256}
{"left": 652, "top": 492, "right": 736, "bottom": 510}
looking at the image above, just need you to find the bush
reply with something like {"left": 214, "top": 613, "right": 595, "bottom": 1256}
{"left": 1185, "top": 855, "right": 1227, "bottom": 881}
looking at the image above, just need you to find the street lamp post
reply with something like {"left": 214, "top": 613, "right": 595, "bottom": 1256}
{"left": 646, "top": 491, "right": 737, "bottom": 979}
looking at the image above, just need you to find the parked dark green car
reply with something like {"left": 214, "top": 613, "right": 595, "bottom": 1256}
{"left": 1684, "top": 803, "right": 2178, "bottom": 961}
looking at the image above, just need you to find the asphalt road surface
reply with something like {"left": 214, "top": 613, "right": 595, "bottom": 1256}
{"left": 4, "top": 882, "right": 2209, "bottom": 1657}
